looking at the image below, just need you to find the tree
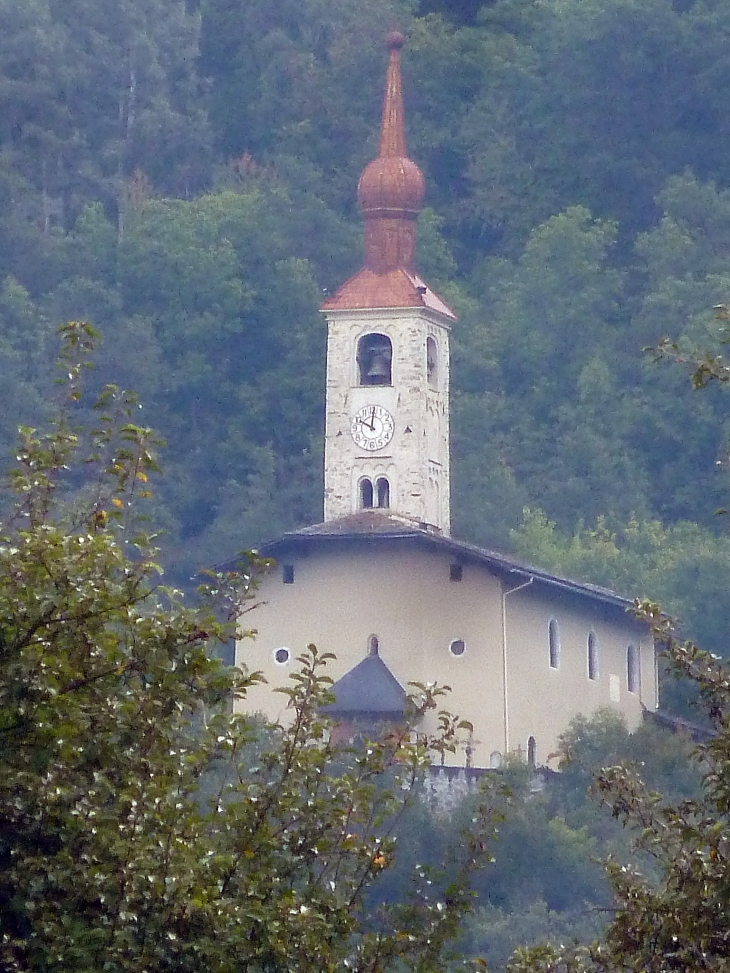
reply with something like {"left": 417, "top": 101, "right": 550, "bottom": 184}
{"left": 0, "top": 322, "right": 494, "bottom": 973}
{"left": 505, "top": 310, "right": 730, "bottom": 971}
{"left": 199, "top": 0, "right": 416, "bottom": 213}
{"left": 510, "top": 508, "right": 730, "bottom": 663}
{"left": 506, "top": 611, "right": 730, "bottom": 973}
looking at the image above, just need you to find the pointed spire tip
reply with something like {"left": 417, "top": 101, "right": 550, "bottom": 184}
{"left": 355, "top": 25, "right": 424, "bottom": 273}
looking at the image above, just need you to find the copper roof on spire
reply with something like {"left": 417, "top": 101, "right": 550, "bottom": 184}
{"left": 379, "top": 31, "right": 408, "bottom": 157}
{"left": 321, "top": 32, "right": 456, "bottom": 320}
{"left": 357, "top": 30, "right": 424, "bottom": 225}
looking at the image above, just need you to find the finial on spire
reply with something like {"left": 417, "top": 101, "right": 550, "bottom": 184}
{"left": 357, "top": 32, "right": 425, "bottom": 274}
{"left": 378, "top": 31, "right": 407, "bottom": 159}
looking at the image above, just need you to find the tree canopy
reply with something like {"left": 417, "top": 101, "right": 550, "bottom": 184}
{"left": 1, "top": 0, "right": 730, "bottom": 608}
{"left": 5, "top": 3, "right": 730, "bottom": 967}
{"left": 0, "top": 323, "right": 495, "bottom": 973}
{"left": 508, "top": 607, "right": 730, "bottom": 973}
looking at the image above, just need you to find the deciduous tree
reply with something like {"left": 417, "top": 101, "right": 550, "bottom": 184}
{"left": 0, "top": 322, "right": 494, "bottom": 973}
{"left": 507, "top": 609, "right": 730, "bottom": 973}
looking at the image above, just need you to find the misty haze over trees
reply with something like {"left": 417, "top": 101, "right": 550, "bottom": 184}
{"left": 4, "top": 0, "right": 730, "bottom": 967}
{"left": 2, "top": 0, "right": 730, "bottom": 650}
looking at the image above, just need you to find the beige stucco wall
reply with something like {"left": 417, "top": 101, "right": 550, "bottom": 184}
{"left": 235, "top": 544, "right": 656, "bottom": 769}
{"left": 502, "top": 585, "right": 655, "bottom": 767}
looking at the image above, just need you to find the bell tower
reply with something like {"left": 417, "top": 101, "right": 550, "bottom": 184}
{"left": 321, "top": 31, "right": 455, "bottom": 533}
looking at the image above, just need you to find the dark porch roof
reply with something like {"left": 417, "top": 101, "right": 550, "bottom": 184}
{"left": 322, "top": 652, "right": 406, "bottom": 718}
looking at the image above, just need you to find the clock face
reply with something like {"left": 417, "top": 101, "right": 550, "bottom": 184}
{"left": 351, "top": 405, "right": 395, "bottom": 451}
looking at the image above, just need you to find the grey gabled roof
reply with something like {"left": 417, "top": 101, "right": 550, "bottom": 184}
{"left": 260, "top": 511, "right": 634, "bottom": 613}
{"left": 322, "top": 653, "right": 406, "bottom": 717}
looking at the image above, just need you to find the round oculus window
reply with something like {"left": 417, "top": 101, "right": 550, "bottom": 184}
{"left": 273, "top": 647, "right": 291, "bottom": 665}
{"left": 449, "top": 639, "right": 466, "bottom": 657}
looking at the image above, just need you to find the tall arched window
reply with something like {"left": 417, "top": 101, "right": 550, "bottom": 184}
{"left": 357, "top": 333, "right": 392, "bottom": 386}
{"left": 627, "top": 644, "right": 639, "bottom": 694}
{"left": 527, "top": 736, "right": 536, "bottom": 768}
{"left": 548, "top": 619, "right": 560, "bottom": 669}
{"left": 376, "top": 477, "right": 390, "bottom": 508}
{"left": 426, "top": 336, "right": 438, "bottom": 389}
{"left": 368, "top": 635, "right": 379, "bottom": 657}
{"left": 360, "top": 478, "right": 373, "bottom": 508}
{"left": 587, "top": 632, "right": 598, "bottom": 681}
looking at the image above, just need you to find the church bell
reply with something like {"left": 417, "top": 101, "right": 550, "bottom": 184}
{"left": 364, "top": 338, "right": 392, "bottom": 384}
{"left": 366, "top": 350, "right": 391, "bottom": 382}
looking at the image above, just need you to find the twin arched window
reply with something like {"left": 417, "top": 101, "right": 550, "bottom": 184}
{"left": 360, "top": 476, "right": 390, "bottom": 509}
{"left": 360, "top": 478, "right": 373, "bottom": 508}
{"left": 377, "top": 478, "right": 389, "bottom": 507}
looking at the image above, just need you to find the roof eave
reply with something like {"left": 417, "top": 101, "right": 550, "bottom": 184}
{"left": 262, "top": 526, "right": 636, "bottom": 614}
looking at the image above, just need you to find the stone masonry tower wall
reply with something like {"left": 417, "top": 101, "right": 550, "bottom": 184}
{"left": 320, "top": 32, "right": 455, "bottom": 533}
{"left": 323, "top": 307, "right": 450, "bottom": 531}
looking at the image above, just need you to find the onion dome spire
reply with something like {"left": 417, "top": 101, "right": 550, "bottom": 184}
{"left": 357, "top": 31, "right": 425, "bottom": 274}
{"left": 321, "top": 31, "right": 454, "bottom": 320}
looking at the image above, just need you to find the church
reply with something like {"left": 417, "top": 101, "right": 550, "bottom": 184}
{"left": 234, "top": 32, "right": 657, "bottom": 770}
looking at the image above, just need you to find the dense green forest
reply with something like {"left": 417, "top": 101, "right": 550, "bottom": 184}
{"left": 0, "top": 351, "right": 713, "bottom": 971}
{"left": 4, "top": 1, "right": 730, "bottom": 965}
{"left": 3, "top": 0, "right": 730, "bottom": 650}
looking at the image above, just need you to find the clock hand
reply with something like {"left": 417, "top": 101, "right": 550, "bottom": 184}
{"left": 369, "top": 407, "right": 376, "bottom": 431}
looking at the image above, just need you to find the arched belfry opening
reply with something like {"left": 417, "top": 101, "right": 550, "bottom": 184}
{"left": 427, "top": 336, "right": 438, "bottom": 389}
{"left": 357, "top": 333, "right": 392, "bottom": 386}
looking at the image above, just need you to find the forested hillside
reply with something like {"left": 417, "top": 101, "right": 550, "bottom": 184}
{"left": 3, "top": 0, "right": 730, "bottom": 658}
